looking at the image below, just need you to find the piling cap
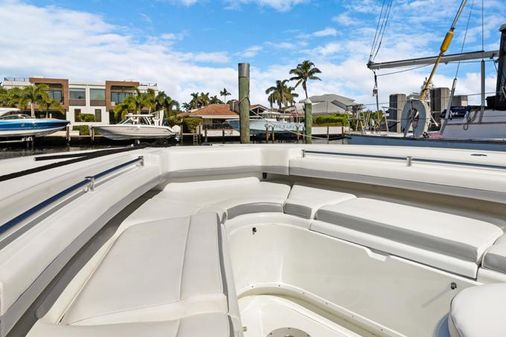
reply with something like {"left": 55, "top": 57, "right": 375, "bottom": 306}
{"left": 238, "top": 63, "right": 250, "bottom": 77}
{"left": 501, "top": 23, "right": 506, "bottom": 32}
{"left": 304, "top": 98, "right": 312, "bottom": 104}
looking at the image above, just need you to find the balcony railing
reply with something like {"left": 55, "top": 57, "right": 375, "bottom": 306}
{"left": 90, "top": 100, "right": 106, "bottom": 107}
{"left": 69, "top": 99, "right": 86, "bottom": 106}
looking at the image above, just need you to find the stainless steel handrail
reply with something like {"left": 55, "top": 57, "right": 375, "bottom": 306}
{"left": 301, "top": 149, "right": 506, "bottom": 170}
{"left": 0, "top": 156, "right": 144, "bottom": 237}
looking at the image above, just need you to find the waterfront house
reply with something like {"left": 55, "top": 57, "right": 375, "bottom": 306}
{"left": 1, "top": 77, "right": 157, "bottom": 125}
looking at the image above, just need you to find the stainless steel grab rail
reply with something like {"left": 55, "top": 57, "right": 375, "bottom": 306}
{"left": 0, "top": 156, "right": 145, "bottom": 238}
{"left": 301, "top": 149, "right": 506, "bottom": 170}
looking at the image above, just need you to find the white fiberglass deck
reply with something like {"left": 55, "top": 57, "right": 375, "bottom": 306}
{"left": 1, "top": 144, "right": 506, "bottom": 337}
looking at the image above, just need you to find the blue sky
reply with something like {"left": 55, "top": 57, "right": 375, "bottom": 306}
{"left": 1, "top": 0, "right": 505, "bottom": 107}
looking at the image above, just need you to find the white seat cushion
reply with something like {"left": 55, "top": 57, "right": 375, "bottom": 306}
{"left": 312, "top": 198, "right": 503, "bottom": 277}
{"left": 482, "top": 234, "right": 506, "bottom": 274}
{"left": 60, "top": 213, "right": 227, "bottom": 326}
{"left": 449, "top": 284, "right": 506, "bottom": 337}
{"left": 283, "top": 184, "right": 355, "bottom": 219}
{"left": 158, "top": 177, "right": 290, "bottom": 220}
{"left": 28, "top": 313, "right": 234, "bottom": 337}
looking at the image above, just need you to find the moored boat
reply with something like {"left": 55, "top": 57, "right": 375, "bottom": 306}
{"left": 92, "top": 111, "right": 178, "bottom": 140}
{"left": 227, "top": 111, "right": 303, "bottom": 136}
{"left": 0, "top": 108, "right": 70, "bottom": 138}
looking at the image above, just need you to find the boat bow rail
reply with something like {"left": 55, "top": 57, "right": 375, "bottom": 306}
{"left": 0, "top": 155, "right": 145, "bottom": 245}
{"left": 0, "top": 152, "right": 162, "bottom": 337}
{"left": 2, "top": 144, "right": 506, "bottom": 337}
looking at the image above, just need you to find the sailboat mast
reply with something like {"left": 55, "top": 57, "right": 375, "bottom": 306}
{"left": 419, "top": 0, "right": 468, "bottom": 100}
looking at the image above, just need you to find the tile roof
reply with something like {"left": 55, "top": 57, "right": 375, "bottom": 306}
{"left": 189, "top": 104, "right": 238, "bottom": 117}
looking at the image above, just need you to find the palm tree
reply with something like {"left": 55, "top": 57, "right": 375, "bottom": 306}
{"left": 188, "top": 92, "right": 200, "bottom": 109}
{"left": 210, "top": 95, "right": 223, "bottom": 104}
{"left": 289, "top": 60, "right": 322, "bottom": 99}
{"left": 39, "top": 96, "right": 64, "bottom": 118}
{"left": 265, "top": 80, "right": 295, "bottom": 111}
{"left": 181, "top": 102, "right": 191, "bottom": 111}
{"left": 198, "top": 92, "right": 211, "bottom": 107}
{"left": 0, "top": 87, "right": 8, "bottom": 107}
{"left": 5, "top": 87, "right": 27, "bottom": 109}
{"left": 285, "top": 86, "right": 299, "bottom": 107}
{"left": 140, "top": 88, "right": 157, "bottom": 113}
{"left": 22, "top": 84, "right": 51, "bottom": 117}
{"left": 220, "top": 88, "right": 231, "bottom": 103}
{"left": 155, "top": 91, "right": 180, "bottom": 119}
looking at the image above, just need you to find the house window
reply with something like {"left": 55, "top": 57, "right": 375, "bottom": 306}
{"left": 70, "top": 89, "right": 86, "bottom": 100}
{"left": 69, "top": 89, "right": 86, "bottom": 106}
{"left": 48, "top": 90, "right": 63, "bottom": 103}
{"left": 95, "top": 109, "right": 102, "bottom": 122}
{"left": 111, "top": 91, "right": 133, "bottom": 104}
{"left": 90, "top": 89, "right": 105, "bottom": 106}
{"left": 74, "top": 108, "right": 81, "bottom": 122}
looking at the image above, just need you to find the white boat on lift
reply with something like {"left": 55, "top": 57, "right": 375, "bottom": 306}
{"left": 227, "top": 111, "right": 303, "bottom": 136}
{"left": 93, "top": 111, "right": 178, "bottom": 141}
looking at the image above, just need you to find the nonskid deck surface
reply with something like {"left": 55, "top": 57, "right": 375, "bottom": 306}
{"left": 2, "top": 145, "right": 506, "bottom": 337}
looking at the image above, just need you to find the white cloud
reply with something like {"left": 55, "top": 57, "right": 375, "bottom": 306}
{"left": 266, "top": 41, "right": 297, "bottom": 49}
{"left": 188, "top": 52, "right": 230, "bottom": 63}
{"left": 312, "top": 27, "right": 337, "bottom": 37}
{"left": 0, "top": 0, "right": 503, "bottom": 110}
{"left": 240, "top": 45, "right": 263, "bottom": 58}
{"left": 163, "top": 0, "right": 199, "bottom": 6}
{"left": 332, "top": 13, "right": 355, "bottom": 26}
{"left": 0, "top": 0, "right": 235, "bottom": 103}
{"left": 160, "top": 33, "right": 177, "bottom": 40}
{"left": 225, "top": 0, "right": 307, "bottom": 11}
{"left": 314, "top": 42, "right": 340, "bottom": 56}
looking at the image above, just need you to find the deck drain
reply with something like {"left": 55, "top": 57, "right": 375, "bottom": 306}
{"left": 267, "top": 327, "right": 311, "bottom": 337}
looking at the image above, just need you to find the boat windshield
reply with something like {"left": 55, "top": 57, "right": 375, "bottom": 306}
{"left": 0, "top": 114, "right": 31, "bottom": 120}
{"left": 119, "top": 115, "right": 153, "bottom": 125}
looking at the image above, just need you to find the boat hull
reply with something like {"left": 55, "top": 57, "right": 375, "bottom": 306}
{"left": 93, "top": 125, "right": 176, "bottom": 140}
{"left": 0, "top": 119, "right": 69, "bottom": 138}
{"left": 347, "top": 133, "right": 506, "bottom": 151}
{"left": 441, "top": 109, "right": 506, "bottom": 140}
{"left": 227, "top": 119, "right": 304, "bottom": 136}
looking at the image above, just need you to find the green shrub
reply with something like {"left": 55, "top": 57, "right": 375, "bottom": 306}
{"left": 76, "top": 113, "right": 96, "bottom": 122}
{"left": 72, "top": 125, "right": 89, "bottom": 135}
{"left": 313, "top": 114, "right": 349, "bottom": 126}
{"left": 182, "top": 117, "right": 202, "bottom": 132}
{"left": 166, "top": 115, "right": 182, "bottom": 127}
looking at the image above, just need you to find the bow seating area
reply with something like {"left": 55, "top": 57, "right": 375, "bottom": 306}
{"left": 1, "top": 145, "right": 506, "bottom": 337}
{"left": 26, "top": 177, "right": 506, "bottom": 337}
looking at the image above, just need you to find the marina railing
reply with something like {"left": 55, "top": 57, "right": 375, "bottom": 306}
{"left": 0, "top": 156, "right": 144, "bottom": 247}
{"left": 301, "top": 149, "right": 506, "bottom": 170}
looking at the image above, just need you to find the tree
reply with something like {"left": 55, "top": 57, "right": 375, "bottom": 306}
{"left": 265, "top": 80, "right": 297, "bottom": 111}
{"left": 22, "top": 84, "right": 51, "bottom": 117}
{"left": 155, "top": 91, "right": 180, "bottom": 119}
{"left": 198, "top": 92, "right": 210, "bottom": 107}
{"left": 289, "top": 60, "right": 322, "bottom": 99}
{"left": 140, "top": 88, "right": 157, "bottom": 113}
{"left": 188, "top": 92, "right": 200, "bottom": 109}
{"left": 39, "top": 95, "right": 64, "bottom": 118}
{"left": 220, "top": 88, "right": 231, "bottom": 103}
{"left": 210, "top": 95, "right": 223, "bottom": 104}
